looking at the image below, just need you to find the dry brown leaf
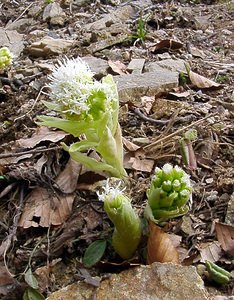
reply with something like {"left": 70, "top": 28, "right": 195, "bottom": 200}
{"left": 149, "top": 39, "right": 183, "bottom": 53}
{"left": 190, "top": 47, "right": 205, "bottom": 58}
{"left": 0, "top": 264, "right": 16, "bottom": 296}
{"left": 215, "top": 222, "right": 234, "bottom": 256}
{"left": 129, "top": 157, "right": 154, "bottom": 172}
{"left": 189, "top": 70, "right": 220, "bottom": 89}
{"left": 18, "top": 187, "right": 74, "bottom": 228}
{"left": 122, "top": 137, "right": 140, "bottom": 152}
{"left": 55, "top": 158, "right": 81, "bottom": 193}
{"left": 108, "top": 60, "right": 128, "bottom": 75}
{"left": 147, "top": 221, "right": 179, "bottom": 264}
{"left": 199, "top": 241, "right": 222, "bottom": 263}
{"left": 17, "top": 126, "right": 68, "bottom": 149}
{"left": 140, "top": 96, "right": 155, "bottom": 114}
{"left": 169, "top": 91, "right": 190, "bottom": 98}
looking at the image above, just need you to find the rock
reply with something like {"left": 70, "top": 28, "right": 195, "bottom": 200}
{"left": 193, "top": 16, "right": 210, "bottom": 31}
{"left": 84, "top": 5, "right": 135, "bottom": 31}
{"left": 145, "top": 59, "right": 187, "bottom": 74}
{"left": 26, "top": 37, "right": 74, "bottom": 57}
{"left": 46, "top": 262, "right": 208, "bottom": 300}
{"left": 43, "top": 3, "right": 66, "bottom": 26}
{"left": 115, "top": 70, "right": 178, "bottom": 103}
{"left": 0, "top": 28, "right": 24, "bottom": 57}
{"left": 5, "top": 18, "right": 35, "bottom": 32}
{"left": 87, "top": 33, "right": 129, "bottom": 54}
{"left": 127, "top": 58, "right": 145, "bottom": 74}
{"left": 82, "top": 56, "right": 109, "bottom": 78}
{"left": 225, "top": 191, "right": 234, "bottom": 225}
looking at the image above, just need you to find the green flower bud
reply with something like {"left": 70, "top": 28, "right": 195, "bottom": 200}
{"left": 145, "top": 164, "right": 192, "bottom": 222}
{"left": 0, "top": 47, "right": 13, "bottom": 69}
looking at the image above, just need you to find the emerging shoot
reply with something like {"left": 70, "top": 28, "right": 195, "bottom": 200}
{"left": 145, "top": 163, "right": 192, "bottom": 223}
{"left": 98, "top": 180, "right": 142, "bottom": 260}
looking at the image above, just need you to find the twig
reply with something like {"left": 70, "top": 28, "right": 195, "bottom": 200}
{"left": 134, "top": 108, "right": 169, "bottom": 125}
{"left": 0, "top": 146, "right": 61, "bottom": 159}
{"left": 144, "top": 113, "right": 217, "bottom": 151}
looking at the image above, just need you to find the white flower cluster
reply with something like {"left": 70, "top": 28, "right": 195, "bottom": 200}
{"left": 97, "top": 179, "right": 125, "bottom": 202}
{"left": 48, "top": 57, "right": 116, "bottom": 118}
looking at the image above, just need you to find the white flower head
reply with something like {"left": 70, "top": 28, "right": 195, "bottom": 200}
{"left": 47, "top": 57, "right": 117, "bottom": 119}
{"left": 162, "top": 163, "right": 173, "bottom": 174}
{"left": 97, "top": 179, "right": 125, "bottom": 202}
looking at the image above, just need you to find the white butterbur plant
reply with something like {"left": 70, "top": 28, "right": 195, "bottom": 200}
{"left": 38, "top": 57, "right": 127, "bottom": 178}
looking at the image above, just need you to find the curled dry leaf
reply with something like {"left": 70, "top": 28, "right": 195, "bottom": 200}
{"left": 189, "top": 70, "right": 220, "bottom": 89}
{"left": 149, "top": 39, "right": 183, "bottom": 53}
{"left": 108, "top": 60, "right": 128, "bottom": 75}
{"left": 147, "top": 221, "right": 179, "bottom": 264}
{"left": 215, "top": 222, "right": 234, "bottom": 256}
{"left": 17, "top": 126, "right": 68, "bottom": 149}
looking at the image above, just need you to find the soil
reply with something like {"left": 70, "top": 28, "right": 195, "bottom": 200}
{"left": 0, "top": 0, "right": 233, "bottom": 299}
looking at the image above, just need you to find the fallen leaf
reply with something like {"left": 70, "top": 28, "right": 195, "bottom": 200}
{"left": 140, "top": 95, "right": 155, "bottom": 114}
{"left": 122, "top": 137, "right": 140, "bottom": 152}
{"left": 147, "top": 221, "right": 179, "bottom": 264}
{"left": 199, "top": 241, "right": 222, "bottom": 263}
{"left": 0, "top": 264, "right": 16, "bottom": 296}
{"left": 17, "top": 126, "right": 68, "bottom": 149}
{"left": 55, "top": 158, "right": 81, "bottom": 193}
{"left": 149, "top": 39, "right": 183, "bottom": 53}
{"left": 215, "top": 222, "right": 234, "bottom": 256}
{"left": 128, "top": 157, "right": 154, "bottom": 172}
{"left": 190, "top": 47, "right": 205, "bottom": 58}
{"left": 108, "top": 60, "right": 128, "bottom": 75}
{"left": 169, "top": 91, "right": 190, "bottom": 98}
{"left": 189, "top": 70, "right": 220, "bottom": 89}
{"left": 18, "top": 187, "right": 74, "bottom": 228}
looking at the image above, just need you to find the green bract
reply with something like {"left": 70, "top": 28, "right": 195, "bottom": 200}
{"left": 0, "top": 47, "right": 14, "bottom": 69}
{"left": 98, "top": 181, "right": 142, "bottom": 259}
{"left": 37, "top": 57, "right": 126, "bottom": 178}
{"left": 145, "top": 163, "right": 192, "bottom": 222}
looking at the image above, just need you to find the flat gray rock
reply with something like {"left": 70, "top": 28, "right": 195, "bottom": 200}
{"left": 0, "top": 28, "right": 24, "bottom": 57}
{"left": 115, "top": 70, "right": 178, "bottom": 102}
{"left": 145, "top": 59, "right": 187, "bottom": 74}
{"left": 82, "top": 56, "right": 109, "bottom": 78}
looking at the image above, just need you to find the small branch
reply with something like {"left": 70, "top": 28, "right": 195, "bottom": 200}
{"left": 144, "top": 113, "right": 217, "bottom": 151}
{"left": 0, "top": 146, "right": 61, "bottom": 159}
{"left": 134, "top": 108, "right": 169, "bottom": 125}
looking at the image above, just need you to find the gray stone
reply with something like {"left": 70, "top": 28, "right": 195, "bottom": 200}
{"left": 5, "top": 18, "right": 35, "bottom": 32}
{"left": 127, "top": 58, "right": 145, "bottom": 74}
{"left": 46, "top": 262, "right": 208, "bottom": 300}
{"left": 43, "top": 2, "right": 66, "bottom": 26}
{"left": 82, "top": 56, "right": 109, "bottom": 77}
{"left": 225, "top": 192, "right": 234, "bottom": 225}
{"left": 115, "top": 70, "right": 178, "bottom": 102}
{"left": 0, "top": 28, "right": 24, "bottom": 57}
{"left": 145, "top": 59, "right": 187, "bottom": 74}
{"left": 26, "top": 37, "right": 74, "bottom": 57}
{"left": 87, "top": 33, "right": 129, "bottom": 54}
{"left": 84, "top": 5, "right": 135, "bottom": 31}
